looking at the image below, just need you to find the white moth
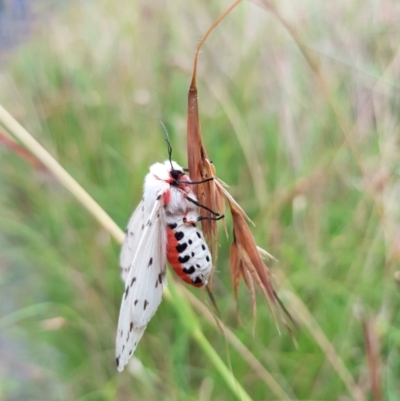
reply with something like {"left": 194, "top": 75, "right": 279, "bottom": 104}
{"left": 116, "top": 160, "right": 219, "bottom": 372}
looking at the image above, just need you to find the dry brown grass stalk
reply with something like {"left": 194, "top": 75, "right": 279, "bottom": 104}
{"left": 186, "top": 0, "right": 294, "bottom": 333}
{"left": 361, "top": 315, "right": 383, "bottom": 401}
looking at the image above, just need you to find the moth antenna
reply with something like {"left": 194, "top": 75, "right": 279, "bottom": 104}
{"left": 158, "top": 119, "right": 174, "bottom": 170}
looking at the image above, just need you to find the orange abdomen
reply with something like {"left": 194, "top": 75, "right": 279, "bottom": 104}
{"left": 166, "top": 225, "right": 205, "bottom": 287}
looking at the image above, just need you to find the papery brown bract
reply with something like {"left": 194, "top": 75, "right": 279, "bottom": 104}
{"left": 186, "top": 0, "right": 294, "bottom": 332}
{"left": 187, "top": 77, "right": 225, "bottom": 255}
{"left": 229, "top": 199, "right": 279, "bottom": 325}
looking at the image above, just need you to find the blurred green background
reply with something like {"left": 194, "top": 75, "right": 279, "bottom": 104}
{"left": 1, "top": 0, "right": 400, "bottom": 400}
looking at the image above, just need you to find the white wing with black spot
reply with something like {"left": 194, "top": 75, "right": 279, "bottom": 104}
{"left": 116, "top": 195, "right": 167, "bottom": 372}
{"left": 119, "top": 200, "right": 145, "bottom": 283}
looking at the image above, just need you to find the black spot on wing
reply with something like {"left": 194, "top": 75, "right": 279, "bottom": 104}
{"left": 144, "top": 300, "right": 149, "bottom": 310}
{"left": 130, "top": 277, "right": 136, "bottom": 286}
{"left": 188, "top": 239, "right": 192, "bottom": 245}
{"left": 168, "top": 223, "right": 177, "bottom": 229}
{"left": 141, "top": 224, "right": 144, "bottom": 230}
{"left": 130, "top": 322, "right": 133, "bottom": 332}
{"left": 156, "top": 194, "right": 161, "bottom": 200}
{"left": 158, "top": 273, "right": 162, "bottom": 284}
{"left": 178, "top": 255, "right": 190, "bottom": 263}
{"left": 175, "top": 231, "right": 184, "bottom": 241}
{"left": 134, "top": 299, "right": 138, "bottom": 305}
{"left": 206, "top": 256, "right": 210, "bottom": 262}
{"left": 148, "top": 257, "right": 153, "bottom": 266}
{"left": 129, "top": 350, "right": 133, "bottom": 356}
{"left": 116, "top": 357, "right": 120, "bottom": 367}
{"left": 191, "top": 252, "right": 195, "bottom": 257}
{"left": 196, "top": 264, "right": 200, "bottom": 268}
{"left": 202, "top": 244, "right": 206, "bottom": 250}
{"left": 124, "top": 286, "right": 129, "bottom": 299}
{"left": 176, "top": 243, "right": 187, "bottom": 253}
{"left": 183, "top": 266, "right": 195, "bottom": 274}
{"left": 196, "top": 232, "right": 201, "bottom": 239}
{"left": 192, "top": 277, "right": 203, "bottom": 284}
{"left": 146, "top": 219, "right": 151, "bottom": 226}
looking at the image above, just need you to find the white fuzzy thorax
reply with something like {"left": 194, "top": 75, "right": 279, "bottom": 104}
{"left": 144, "top": 160, "right": 198, "bottom": 216}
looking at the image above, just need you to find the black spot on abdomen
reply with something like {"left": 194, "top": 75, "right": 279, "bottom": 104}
{"left": 183, "top": 266, "right": 195, "bottom": 274}
{"left": 178, "top": 255, "right": 190, "bottom": 263}
{"left": 175, "top": 231, "right": 184, "bottom": 241}
{"left": 176, "top": 243, "right": 188, "bottom": 253}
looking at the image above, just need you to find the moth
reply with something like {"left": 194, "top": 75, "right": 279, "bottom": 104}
{"left": 116, "top": 148, "right": 222, "bottom": 372}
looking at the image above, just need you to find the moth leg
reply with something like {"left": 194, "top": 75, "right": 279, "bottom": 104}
{"left": 197, "top": 215, "right": 225, "bottom": 222}
{"left": 185, "top": 196, "right": 220, "bottom": 216}
{"left": 177, "top": 177, "right": 214, "bottom": 185}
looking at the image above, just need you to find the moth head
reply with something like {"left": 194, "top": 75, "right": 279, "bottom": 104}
{"left": 170, "top": 167, "right": 184, "bottom": 181}
{"left": 166, "top": 161, "right": 187, "bottom": 185}
{"left": 148, "top": 161, "right": 186, "bottom": 184}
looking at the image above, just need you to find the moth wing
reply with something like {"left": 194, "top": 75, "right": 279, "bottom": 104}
{"left": 116, "top": 195, "right": 167, "bottom": 372}
{"left": 119, "top": 200, "right": 145, "bottom": 283}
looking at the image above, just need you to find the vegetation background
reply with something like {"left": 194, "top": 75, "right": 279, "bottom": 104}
{"left": 0, "top": 0, "right": 399, "bottom": 400}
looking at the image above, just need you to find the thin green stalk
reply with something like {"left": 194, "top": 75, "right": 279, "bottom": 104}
{"left": 180, "top": 286, "right": 295, "bottom": 401}
{"left": 193, "top": 329, "right": 253, "bottom": 401}
{"left": 167, "top": 278, "right": 254, "bottom": 401}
